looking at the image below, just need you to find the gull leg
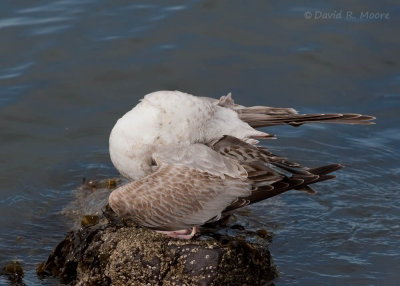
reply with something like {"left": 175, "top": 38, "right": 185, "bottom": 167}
{"left": 156, "top": 229, "right": 190, "bottom": 235}
{"left": 156, "top": 227, "right": 198, "bottom": 240}
{"left": 173, "top": 226, "right": 198, "bottom": 239}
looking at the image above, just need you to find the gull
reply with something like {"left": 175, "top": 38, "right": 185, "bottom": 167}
{"left": 108, "top": 90, "right": 374, "bottom": 239}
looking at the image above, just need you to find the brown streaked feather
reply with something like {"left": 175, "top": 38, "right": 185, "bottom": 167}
{"left": 209, "top": 135, "right": 343, "bottom": 214}
{"left": 216, "top": 93, "right": 374, "bottom": 128}
{"left": 109, "top": 135, "right": 344, "bottom": 231}
{"left": 236, "top": 106, "right": 298, "bottom": 115}
{"left": 108, "top": 92, "right": 374, "bottom": 234}
{"left": 308, "top": 164, "right": 343, "bottom": 176}
{"left": 238, "top": 111, "right": 375, "bottom": 128}
{"left": 109, "top": 161, "right": 251, "bottom": 231}
{"left": 297, "top": 185, "right": 317, "bottom": 194}
{"left": 210, "top": 135, "right": 305, "bottom": 172}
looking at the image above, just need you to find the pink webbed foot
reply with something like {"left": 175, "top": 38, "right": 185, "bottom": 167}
{"left": 156, "top": 227, "right": 198, "bottom": 239}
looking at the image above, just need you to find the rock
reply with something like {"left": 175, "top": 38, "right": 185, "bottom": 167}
{"left": 38, "top": 206, "right": 276, "bottom": 285}
{"left": 39, "top": 178, "right": 277, "bottom": 285}
{"left": 1, "top": 260, "right": 24, "bottom": 285}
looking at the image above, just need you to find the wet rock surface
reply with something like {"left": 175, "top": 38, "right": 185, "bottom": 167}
{"left": 38, "top": 209, "right": 276, "bottom": 285}
{"left": 38, "top": 179, "right": 277, "bottom": 285}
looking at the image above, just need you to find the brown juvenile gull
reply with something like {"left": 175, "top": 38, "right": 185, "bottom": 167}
{"left": 108, "top": 91, "right": 374, "bottom": 239}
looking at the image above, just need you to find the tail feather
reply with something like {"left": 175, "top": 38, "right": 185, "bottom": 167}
{"left": 308, "top": 164, "right": 343, "bottom": 176}
{"left": 222, "top": 158, "right": 343, "bottom": 214}
{"left": 217, "top": 93, "right": 375, "bottom": 127}
{"left": 236, "top": 106, "right": 375, "bottom": 128}
{"left": 212, "top": 94, "right": 374, "bottom": 215}
{"left": 224, "top": 167, "right": 340, "bottom": 213}
{"left": 239, "top": 111, "right": 375, "bottom": 127}
{"left": 297, "top": 185, "right": 317, "bottom": 194}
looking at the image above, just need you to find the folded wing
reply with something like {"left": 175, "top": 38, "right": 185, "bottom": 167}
{"left": 109, "top": 144, "right": 251, "bottom": 231}
{"left": 109, "top": 138, "right": 343, "bottom": 231}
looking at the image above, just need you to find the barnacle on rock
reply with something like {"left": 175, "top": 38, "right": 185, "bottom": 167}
{"left": 38, "top": 203, "right": 277, "bottom": 285}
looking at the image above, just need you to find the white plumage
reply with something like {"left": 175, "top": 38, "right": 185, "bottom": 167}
{"left": 109, "top": 90, "right": 266, "bottom": 180}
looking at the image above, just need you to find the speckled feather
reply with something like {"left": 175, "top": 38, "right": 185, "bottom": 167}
{"left": 109, "top": 159, "right": 250, "bottom": 231}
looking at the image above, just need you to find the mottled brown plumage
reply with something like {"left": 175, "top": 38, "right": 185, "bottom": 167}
{"left": 109, "top": 137, "right": 343, "bottom": 232}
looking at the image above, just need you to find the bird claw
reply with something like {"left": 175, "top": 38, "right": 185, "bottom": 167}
{"left": 156, "top": 227, "right": 198, "bottom": 239}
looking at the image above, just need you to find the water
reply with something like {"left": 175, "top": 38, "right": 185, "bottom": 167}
{"left": 0, "top": 0, "right": 399, "bottom": 285}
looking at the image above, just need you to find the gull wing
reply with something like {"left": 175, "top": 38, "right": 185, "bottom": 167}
{"left": 109, "top": 144, "right": 251, "bottom": 231}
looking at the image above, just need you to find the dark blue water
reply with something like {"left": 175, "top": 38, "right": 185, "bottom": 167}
{"left": 0, "top": 1, "right": 399, "bottom": 285}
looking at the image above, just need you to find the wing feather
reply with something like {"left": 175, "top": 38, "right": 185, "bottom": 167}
{"left": 109, "top": 137, "right": 343, "bottom": 231}
{"left": 109, "top": 147, "right": 251, "bottom": 230}
{"left": 153, "top": 143, "right": 247, "bottom": 179}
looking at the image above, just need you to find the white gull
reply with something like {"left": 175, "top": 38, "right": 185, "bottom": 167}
{"left": 108, "top": 90, "right": 374, "bottom": 239}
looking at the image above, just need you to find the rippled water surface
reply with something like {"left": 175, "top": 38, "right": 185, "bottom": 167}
{"left": 0, "top": 1, "right": 399, "bottom": 285}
